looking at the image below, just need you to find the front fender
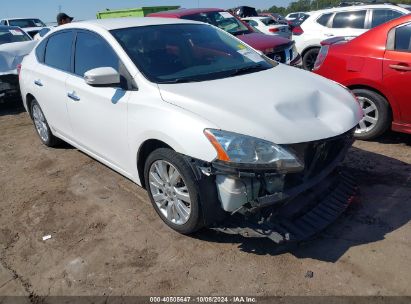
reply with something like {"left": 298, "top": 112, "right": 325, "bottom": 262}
{"left": 127, "top": 100, "right": 218, "bottom": 184}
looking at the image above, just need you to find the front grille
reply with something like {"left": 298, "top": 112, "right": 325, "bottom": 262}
{"left": 285, "top": 130, "right": 354, "bottom": 188}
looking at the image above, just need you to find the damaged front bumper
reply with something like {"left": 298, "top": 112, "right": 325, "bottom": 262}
{"left": 192, "top": 129, "right": 357, "bottom": 244}
{"left": 0, "top": 75, "right": 20, "bottom": 103}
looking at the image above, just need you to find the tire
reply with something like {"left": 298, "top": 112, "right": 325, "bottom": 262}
{"left": 30, "top": 99, "right": 59, "bottom": 147}
{"left": 352, "top": 89, "right": 391, "bottom": 140}
{"left": 302, "top": 48, "right": 320, "bottom": 71}
{"left": 144, "top": 148, "right": 203, "bottom": 234}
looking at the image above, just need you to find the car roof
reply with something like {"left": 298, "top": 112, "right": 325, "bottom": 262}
{"left": 59, "top": 17, "right": 203, "bottom": 31}
{"left": 2, "top": 17, "right": 42, "bottom": 20}
{"left": 147, "top": 8, "right": 224, "bottom": 17}
{"left": 308, "top": 4, "right": 408, "bottom": 16}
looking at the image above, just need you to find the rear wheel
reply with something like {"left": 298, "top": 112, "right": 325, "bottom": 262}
{"left": 144, "top": 148, "right": 203, "bottom": 234}
{"left": 352, "top": 89, "right": 391, "bottom": 140}
{"left": 31, "top": 99, "right": 59, "bottom": 147}
{"left": 302, "top": 48, "right": 320, "bottom": 71}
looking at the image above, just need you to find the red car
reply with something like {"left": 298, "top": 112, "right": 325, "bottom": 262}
{"left": 314, "top": 14, "right": 411, "bottom": 140}
{"left": 148, "top": 8, "right": 301, "bottom": 66}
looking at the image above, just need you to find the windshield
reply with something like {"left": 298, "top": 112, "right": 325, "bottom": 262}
{"left": 8, "top": 19, "right": 46, "bottom": 28}
{"left": 0, "top": 28, "right": 31, "bottom": 45}
{"left": 180, "top": 11, "right": 252, "bottom": 35}
{"left": 111, "top": 24, "right": 274, "bottom": 84}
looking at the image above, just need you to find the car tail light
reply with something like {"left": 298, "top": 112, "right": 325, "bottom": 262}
{"left": 313, "top": 45, "right": 329, "bottom": 71}
{"left": 269, "top": 28, "right": 279, "bottom": 33}
{"left": 292, "top": 26, "right": 304, "bottom": 35}
{"left": 17, "top": 64, "right": 22, "bottom": 79}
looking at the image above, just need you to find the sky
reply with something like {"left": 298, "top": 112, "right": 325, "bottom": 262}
{"left": 1, "top": 0, "right": 292, "bottom": 23}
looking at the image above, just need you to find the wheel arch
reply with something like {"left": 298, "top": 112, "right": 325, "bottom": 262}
{"left": 347, "top": 84, "right": 394, "bottom": 122}
{"left": 25, "top": 93, "right": 36, "bottom": 118}
{"left": 301, "top": 45, "right": 321, "bottom": 58}
{"left": 137, "top": 139, "right": 173, "bottom": 189}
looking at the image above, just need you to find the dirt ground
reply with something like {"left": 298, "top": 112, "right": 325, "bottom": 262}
{"left": 0, "top": 101, "right": 410, "bottom": 299}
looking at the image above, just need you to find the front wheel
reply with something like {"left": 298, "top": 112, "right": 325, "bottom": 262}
{"left": 352, "top": 89, "right": 391, "bottom": 140}
{"left": 144, "top": 148, "right": 203, "bottom": 234}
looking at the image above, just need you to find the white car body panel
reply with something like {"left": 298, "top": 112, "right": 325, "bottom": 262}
{"left": 158, "top": 65, "right": 362, "bottom": 145}
{"left": 20, "top": 18, "right": 361, "bottom": 187}
{"left": 0, "top": 40, "right": 37, "bottom": 75}
{"left": 294, "top": 5, "right": 410, "bottom": 54}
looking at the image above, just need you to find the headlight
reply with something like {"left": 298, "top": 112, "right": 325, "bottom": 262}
{"left": 204, "top": 129, "right": 304, "bottom": 171}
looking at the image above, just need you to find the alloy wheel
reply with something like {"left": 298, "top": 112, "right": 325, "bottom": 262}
{"left": 148, "top": 160, "right": 192, "bottom": 225}
{"left": 355, "top": 96, "right": 379, "bottom": 135}
{"left": 32, "top": 104, "right": 49, "bottom": 142}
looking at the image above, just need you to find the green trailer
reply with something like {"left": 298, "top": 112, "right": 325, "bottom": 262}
{"left": 96, "top": 6, "right": 180, "bottom": 19}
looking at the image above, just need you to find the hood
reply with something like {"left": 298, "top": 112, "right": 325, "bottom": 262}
{"left": 236, "top": 33, "right": 291, "bottom": 51}
{"left": 158, "top": 64, "right": 362, "bottom": 144}
{"left": 0, "top": 40, "right": 37, "bottom": 75}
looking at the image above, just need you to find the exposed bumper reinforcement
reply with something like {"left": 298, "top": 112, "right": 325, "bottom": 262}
{"left": 211, "top": 169, "right": 357, "bottom": 244}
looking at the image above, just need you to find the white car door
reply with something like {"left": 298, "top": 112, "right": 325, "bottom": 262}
{"left": 65, "top": 30, "right": 131, "bottom": 171}
{"left": 30, "top": 31, "right": 74, "bottom": 137}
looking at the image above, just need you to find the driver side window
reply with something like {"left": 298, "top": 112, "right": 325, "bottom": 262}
{"left": 74, "top": 31, "right": 119, "bottom": 77}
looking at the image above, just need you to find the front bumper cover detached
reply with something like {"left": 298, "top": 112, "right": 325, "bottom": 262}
{"left": 192, "top": 129, "right": 357, "bottom": 244}
{"left": 212, "top": 169, "right": 357, "bottom": 243}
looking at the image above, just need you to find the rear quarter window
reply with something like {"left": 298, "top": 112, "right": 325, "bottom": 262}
{"left": 35, "top": 38, "right": 47, "bottom": 63}
{"left": 371, "top": 9, "right": 403, "bottom": 28}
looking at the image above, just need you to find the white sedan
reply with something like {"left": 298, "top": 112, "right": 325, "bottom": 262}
{"left": 19, "top": 18, "right": 362, "bottom": 242}
{"left": 242, "top": 17, "right": 291, "bottom": 39}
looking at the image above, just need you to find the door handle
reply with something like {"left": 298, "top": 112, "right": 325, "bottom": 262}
{"left": 325, "top": 33, "right": 334, "bottom": 37}
{"left": 67, "top": 92, "right": 80, "bottom": 101}
{"left": 34, "top": 80, "right": 43, "bottom": 87}
{"left": 389, "top": 64, "right": 411, "bottom": 72}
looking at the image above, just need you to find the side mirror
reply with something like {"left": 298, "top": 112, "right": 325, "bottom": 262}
{"left": 84, "top": 67, "right": 120, "bottom": 87}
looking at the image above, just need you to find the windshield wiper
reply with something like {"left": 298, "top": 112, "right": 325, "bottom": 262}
{"left": 158, "top": 77, "right": 201, "bottom": 84}
{"left": 226, "top": 64, "right": 267, "bottom": 77}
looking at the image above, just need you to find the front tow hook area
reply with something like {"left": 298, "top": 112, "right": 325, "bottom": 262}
{"left": 211, "top": 170, "right": 358, "bottom": 244}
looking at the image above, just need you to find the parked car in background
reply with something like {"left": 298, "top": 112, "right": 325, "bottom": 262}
{"left": 0, "top": 18, "right": 47, "bottom": 38}
{"left": 0, "top": 26, "right": 35, "bottom": 103}
{"left": 20, "top": 18, "right": 361, "bottom": 243}
{"left": 259, "top": 12, "right": 288, "bottom": 25}
{"left": 294, "top": 4, "right": 410, "bottom": 70}
{"left": 285, "top": 12, "right": 306, "bottom": 21}
{"left": 148, "top": 8, "right": 301, "bottom": 66}
{"left": 232, "top": 6, "right": 258, "bottom": 18}
{"left": 242, "top": 17, "right": 291, "bottom": 39}
{"left": 288, "top": 13, "right": 310, "bottom": 30}
{"left": 314, "top": 14, "right": 411, "bottom": 139}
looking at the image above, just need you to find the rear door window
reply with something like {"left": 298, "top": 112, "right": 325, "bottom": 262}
{"left": 74, "top": 31, "right": 119, "bottom": 77}
{"left": 44, "top": 31, "right": 74, "bottom": 72}
{"left": 395, "top": 23, "right": 411, "bottom": 51}
{"left": 371, "top": 9, "right": 403, "bottom": 28}
{"left": 317, "top": 13, "right": 333, "bottom": 27}
{"left": 332, "top": 10, "right": 366, "bottom": 29}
